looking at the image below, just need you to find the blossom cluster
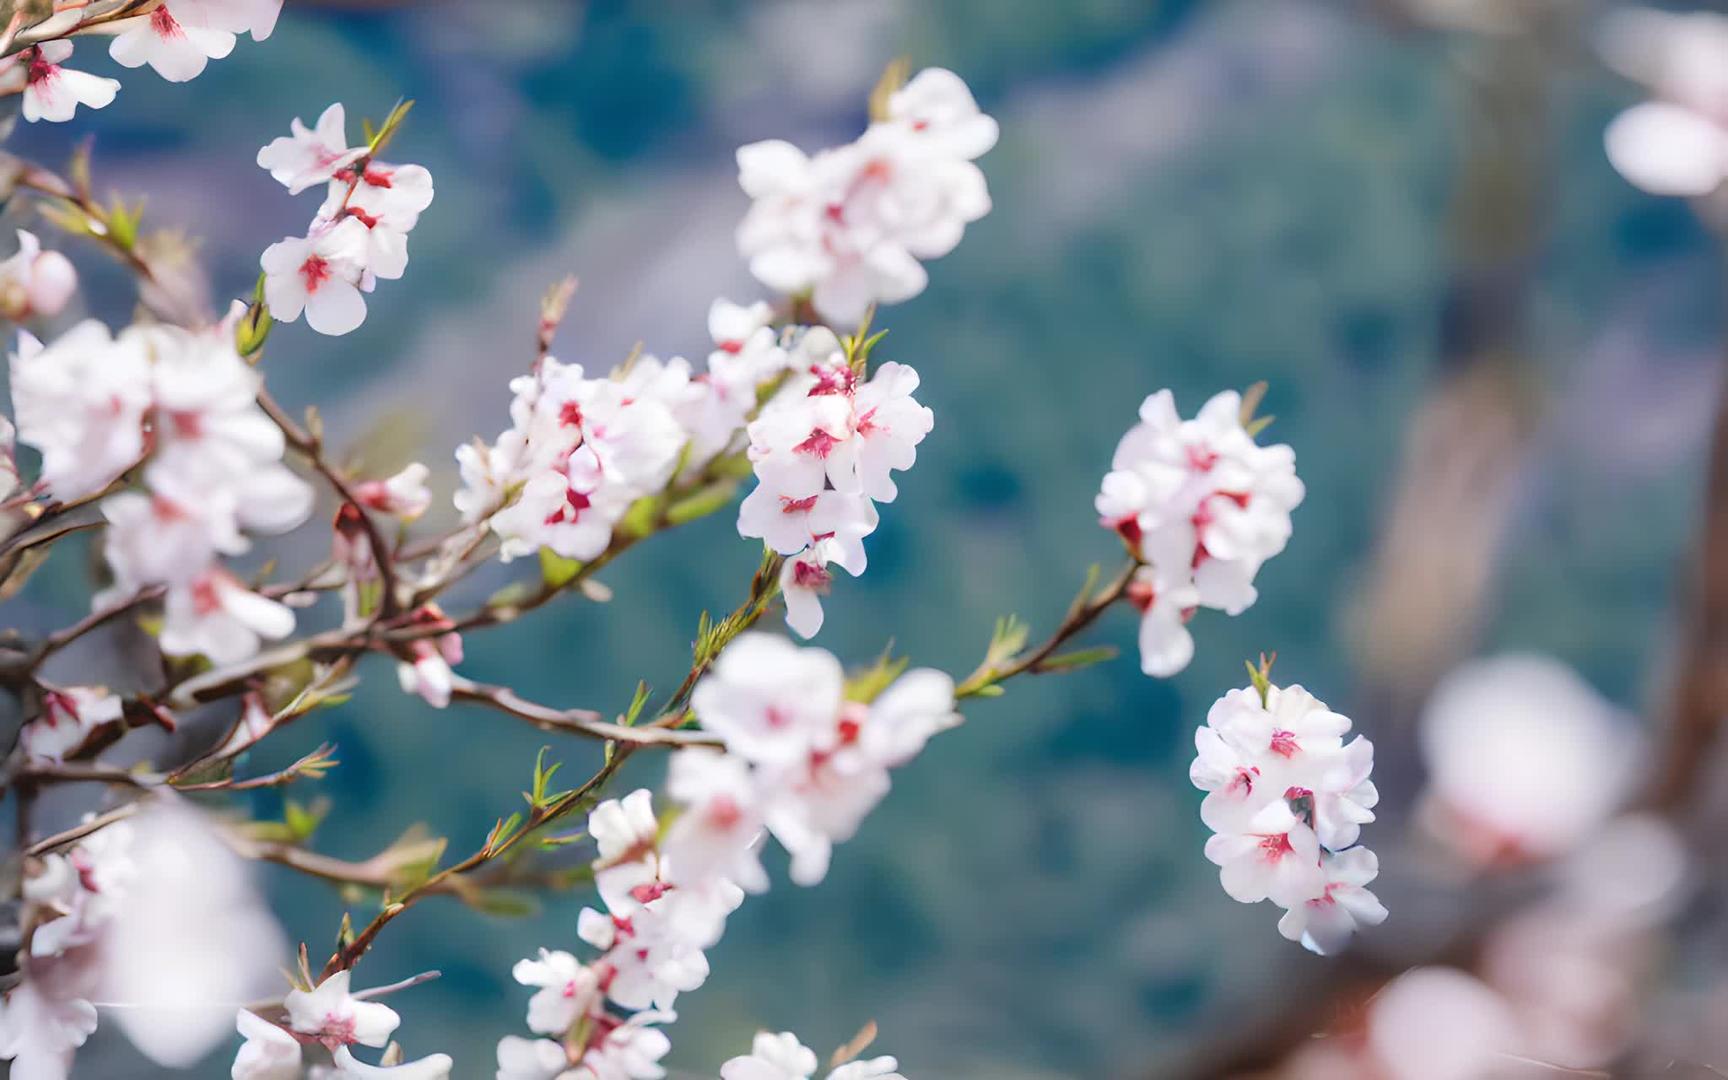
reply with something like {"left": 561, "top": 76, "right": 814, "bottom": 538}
{"left": 259, "top": 104, "right": 435, "bottom": 336}
{"left": 457, "top": 350, "right": 690, "bottom": 565}
{"left": 0, "top": 819, "right": 134, "bottom": 1077}
{"left": 737, "top": 329, "right": 932, "bottom": 638}
{"left": 736, "top": 67, "right": 997, "bottom": 325}
{"left": 1096, "top": 389, "right": 1304, "bottom": 677}
{"left": 721, "top": 1031, "right": 905, "bottom": 1080}
{"left": 232, "top": 970, "right": 453, "bottom": 1079}
{"left": 9, "top": 311, "right": 313, "bottom": 663}
{"left": 0, "top": 0, "right": 280, "bottom": 123}
{"left": 1190, "top": 678, "right": 1385, "bottom": 954}
{"left": 495, "top": 634, "right": 956, "bottom": 1077}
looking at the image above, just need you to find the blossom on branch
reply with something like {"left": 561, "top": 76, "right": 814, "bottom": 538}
{"left": 720, "top": 1031, "right": 906, "bottom": 1080}
{"left": 735, "top": 67, "right": 996, "bottom": 324}
{"left": 1190, "top": 677, "right": 1385, "bottom": 955}
{"left": 1, "top": 42, "right": 120, "bottom": 124}
{"left": 737, "top": 332, "right": 930, "bottom": 639}
{"left": 1097, "top": 389, "right": 1303, "bottom": 677}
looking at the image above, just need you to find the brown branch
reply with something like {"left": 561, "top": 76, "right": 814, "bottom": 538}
{"left": 448, "top": 678, "right": 721, "bottom": 747}
{"left": 956, "top": 559, "right": 1137, "bottom": 698}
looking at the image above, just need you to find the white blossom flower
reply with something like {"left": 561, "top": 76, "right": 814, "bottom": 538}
{"left": 1419, "top": 655, "right": 1638, "bottom": 865}
{"left": 1191, "top": 679, "right": 1382, "bottom": 953}
{"left": 689, "top": 634, "right": 844, "bottom": 767}
{"left": 109, "top": 0, "right": 237, "bottom": 83}
{"left": 1599, "top": 9, "right": 1728, "bottom": 197}
{"left": 19, "top": 686, "right": 123, "bottom": 765}
{"left": 462, "top": 356, "right": 686, "bottom": 562}
{"left": 332, "top": 1045, "right": 454, "bottom": 1079}
{"left": 1097, "top": 389, "right": 1303, "bottom": 677}
{"left": 261, "top": 217, "right": 372, "bottom": 336}
{"left": 827, "top": 1060, "right": 904, "bottom": 1080}
{"left": 577, "top": 1009, "right": 673, "bottom": 1080}
{"left": 734, "top": 68, "right": 994, "bottom": 324}
{"left": 662, "top": 749, "right": 770, "bottom": 894}
{"left": 181, "top": 0, "right": 283, "bottom": 40}
{"left": 512, "top": 949, "right": 601, "bottom": 1036}
{"left": 0, "top": 980, "right": 98, "bottom": 1080}
{"left": 0, "top": 230, "right": 77, "bottom": 320}
{"left": 284, "top": 970, "right": 401, "bottom": 1051}
{"left": 357, "top": 462, "right": 433, "bottom": 520}
{"left": 580, "top": 904, "right": 711, "bottom": 1012}
{"left": 10, "top": 322, "right": 151, "bottom": 501}
{"left": 497, "top": 1036, "right": 574, "bottom": 1080}
{"left": 320, "top": 162, "right": 436, "bottom": 281}
{"left": 232, "top": 1010, "right": 302, "bottom": 1080}
{"left": 160, "top": 569, "right": 296, "bottom": 663}
{"left": 720, "top": 1031, "right": 819, "bottom": 1080}
{"left": 2, "top": 42, "right": 120, "bottom": 124}
{"left": 26, "top": 818, "right": 135, "bottom": 958}
{"left": 258, "top": 103, "right": 368, "bottom": 194}
{"left": 1276, "top": 847, "right": 1389, "bottom": 956}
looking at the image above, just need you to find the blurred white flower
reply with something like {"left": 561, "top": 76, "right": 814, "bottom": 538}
{"left": 99, "top": 799, "right": 287, "bottom": 1067}
{"left": 10, "top": 322, "right": 151, "bottom": 502}
{"left": 1600, "top": 9, "right": 1728, "bottom": 196}
{"left": 1418, "top": 655, "right": 1638, "bottom": 865}
{"left": 0, "top": 230, "right": 77, "bottom": 320}
{"left": 232, "top": 1010, "right": 302, "bottom": 1080}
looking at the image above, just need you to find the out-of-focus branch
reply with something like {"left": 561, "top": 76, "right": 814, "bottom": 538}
{"left": 1647, "top": 316, "right": 1728, "bottom": 813}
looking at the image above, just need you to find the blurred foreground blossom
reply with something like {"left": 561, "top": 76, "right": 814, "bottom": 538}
{"left": 1418, "top": 655, "right": 1639, "bottom": 866}
{"left": 1601, "top": 8, "right": 1728, "bottom": 196}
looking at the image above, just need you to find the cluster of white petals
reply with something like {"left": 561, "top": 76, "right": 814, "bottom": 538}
{"left": 0, "top": 818, "right": 133, "bottom": 1078}
{"left": 1190, "top": 679, "right": 1385, "bottom": 954}
{"left": 458, "top": 352, "right": 688, "bottom": 562}
{"left": 496, "top": 635, "right": 953, "bottom": 1077}
{"left": 0, "top": 0, "right": 280, "bottom": 122}
{"left": 1599, "top": 8, "right": 1728, "bottom": 197}
{"left": 679, "top": 633, "right": 958, "bottom": 887}
{"left": 232, "top": 970, "right": 453, "bottom": 1079}
{"left": 735, "top": 67, "right": 996, "bottom": 324}
{"left": 737, "top": 330, "right": 932, "bottom": 637}
{"left": 720, "top": 1031, "right": 906, "bottom": 1080}
{"left": 1096, "top": 389, "right": 1303, "bottom": 677}
{"left": 7, "top": 312, "right": 312, "bottom": 663}
{"left": 259, "top": 104, "right": 435, "bottom": 335}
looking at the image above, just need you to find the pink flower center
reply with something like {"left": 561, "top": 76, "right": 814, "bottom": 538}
{"left": 168, "top": 409, "right": 202, "bottom": 439}
{"left": 300, "top": 255, "right": 332, "bottom": 293}
{"left": 794, "top": 428, "right": 840, "bottom": 458}
{"left": 1268, "top": 730, "right": 1298, "bottom": 757}
{"left": 780, "top": 494, "right": 818, "bottom": 515}
{"left": 1258, "top": 833, "right": 1295, "bottom": 862}
{"left": 25, "top": 50, "right": 55, "bottom": 86}
{"left": 792, "top": 559, "right": 832, "bottom": 590}
{"left": 191, "top": 576, "right": 222, "bottom": 616}
{"left": 707, "top": 795, "right": 743, "bottom": 830}
{"left": 150, "top": 6, "right": 183, "bottom": 38}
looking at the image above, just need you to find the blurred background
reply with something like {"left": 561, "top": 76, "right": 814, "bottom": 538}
{"left": 6, "top": 0, "right": 1728, "bottom": 1076}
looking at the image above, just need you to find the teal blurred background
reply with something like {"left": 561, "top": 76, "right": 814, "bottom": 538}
{"left": 4, "top": 0, "right": 1721, "bottom": 1076}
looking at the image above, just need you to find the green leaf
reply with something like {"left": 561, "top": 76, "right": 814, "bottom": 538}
{"left": 538, "top": 548, "right": 581, "bottom": 588}
{"left": 664, "top": 479, "right": 738, "bottom": 526}
{"left": 845, "top": 646, "right": 910, "bottom": 704}
{"left": 1036, "top": 646, "right": 1119, "bottom": 673}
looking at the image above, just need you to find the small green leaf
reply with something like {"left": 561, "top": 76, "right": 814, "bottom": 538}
{"left": 664, "top": 479, "right": 738, "bottom": 526}
{"left": 1036, "top": 646, "right": 1119, "bottom": 673}
{"left": 539, "top": 548, "right": 581, "bottom": 589}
